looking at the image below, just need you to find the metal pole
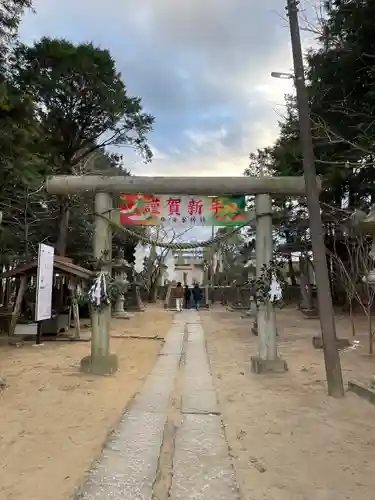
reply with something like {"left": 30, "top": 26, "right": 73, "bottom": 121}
{"left": 287, "top": 0, "right": 344, "bottom": 396}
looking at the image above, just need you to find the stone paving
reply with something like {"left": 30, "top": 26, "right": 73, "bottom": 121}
{"left": 77, "top": 311, "right": 240, "bottom": 500}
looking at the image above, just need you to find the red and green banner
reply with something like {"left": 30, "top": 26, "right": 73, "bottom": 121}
{"left": 119, "top": 194, "right": 246, "bottom": 226}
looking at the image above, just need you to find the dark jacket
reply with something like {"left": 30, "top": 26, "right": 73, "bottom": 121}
{"left": 191, "top": 286, "right": 202, "bottom": 301}
{"left": 184, "top": 286, "right": 191, "bottom": 299}
{"left": 173, "top": 286, "right": 184, "bottom": 299}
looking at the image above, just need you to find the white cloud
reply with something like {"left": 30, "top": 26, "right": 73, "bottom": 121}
{"left": 185, "top": 127, "right": 228, "bottom": 149}
{"left": 130, "top": 64, "right": 294, "bottom": 177}
{"left": 128, "top": 120, "right": 280, "bottom": 178}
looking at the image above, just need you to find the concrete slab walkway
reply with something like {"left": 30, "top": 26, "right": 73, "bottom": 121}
{"left": 77, "top": 311, "right": 240, "bottom": 500}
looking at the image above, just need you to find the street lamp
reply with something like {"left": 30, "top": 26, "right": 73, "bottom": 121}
{"left": 279, "top": 0, "right": 344, "bottom": 397}
{"left": 271, "top": 71, "right": 294, "bottom": 80}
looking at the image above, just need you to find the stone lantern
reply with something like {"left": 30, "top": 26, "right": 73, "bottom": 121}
{"left": 112, "top": 249, "right": 132, "bottom": 319}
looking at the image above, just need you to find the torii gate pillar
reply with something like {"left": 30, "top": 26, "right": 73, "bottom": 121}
{"left": 251, "top": 193, "right": 288, "bottom": 374}
{"left": 80, "top": 192, "right": 118, "bottom": 375}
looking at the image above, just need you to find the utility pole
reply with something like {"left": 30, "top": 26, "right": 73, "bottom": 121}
{"left": 286, "top": 0, "right": 344, "bottom": 396}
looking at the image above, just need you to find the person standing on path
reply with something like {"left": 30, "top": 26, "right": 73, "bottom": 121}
{"left": 184, "top": 284, "right": 191, "bottom": 309}
{"left": 173, "top": 282, "right": 184, "bottom": 312}
{"left": 191, "top": 283, "right": 202, "bottom": 310}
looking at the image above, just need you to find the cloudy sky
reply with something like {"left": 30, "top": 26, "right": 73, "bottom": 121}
{"left": 18, "top": 0, "right": 322, "bottom": 178}
{"left": 19, "top": 1, "right": 318, "bottom": 241}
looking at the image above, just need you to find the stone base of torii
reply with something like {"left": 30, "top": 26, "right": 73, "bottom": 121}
{"left": 46, "top": 174, "right": 318, "bottom": 375}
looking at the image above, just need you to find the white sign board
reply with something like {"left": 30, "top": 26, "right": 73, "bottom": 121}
{"left": 35, "top": 243, "right": 54, "bottom": 321}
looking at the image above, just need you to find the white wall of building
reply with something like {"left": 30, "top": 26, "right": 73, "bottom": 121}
{"left": 160, "top": 254, "right": 204, "bottom": 286}
{"left": 174, "top": 265, "right": 204, "bottom": 286}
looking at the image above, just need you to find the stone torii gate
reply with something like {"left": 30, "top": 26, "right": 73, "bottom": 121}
{"left": 46, "top": 174, "right": 318, "bottom": 375}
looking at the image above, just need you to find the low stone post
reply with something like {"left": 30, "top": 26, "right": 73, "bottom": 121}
{"left": 81, "top": 192, "right": 118, "bottom": 375}
{"left": 251, "top": 193, "right": 287, "bottom": 374}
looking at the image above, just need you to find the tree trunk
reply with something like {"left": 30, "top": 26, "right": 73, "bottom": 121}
{"left": 349, "top": 299, "right": 356, "bottom": 337}
{"left": 368, "top": 312, "right": 373, "bottom": 355}
{"left": 4, "top": 276, "right": 12, "bottom": 309}
{"left": 56, "top": 198, "right": 70, "bottom": 256}
{"left": 299, "top": 256, "right": 313, "bottom": 310}
{"left": 148, "top": 280, "right": 159, "bottom": 302}
{"left": 0, "top": 278, "right": 4, "bottom": 307}
{"left": 148, "top": 265, "right": 161, "bottom": 302}
{"left": 24, "top": 187, "right": 30, "bottom": 260}
{"left": 288, "top": 254, "right": 297, "bottom": 286}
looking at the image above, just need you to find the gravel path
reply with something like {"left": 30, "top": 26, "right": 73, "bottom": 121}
{"left": 78, "top": 311, "right": 239, "bottom": 500}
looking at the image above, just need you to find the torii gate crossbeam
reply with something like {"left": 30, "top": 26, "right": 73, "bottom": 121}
{"left": 46, "top": 175, "right": 320, "bottom": 196}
